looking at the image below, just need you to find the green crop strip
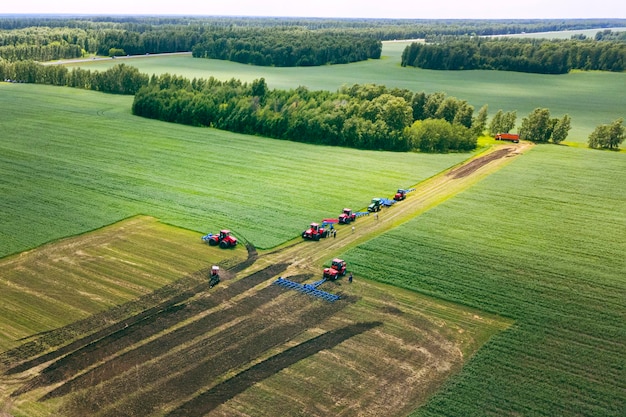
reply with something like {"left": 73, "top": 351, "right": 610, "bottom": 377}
{"left": 342, "top": 145, "right": 626, "bottom": 416}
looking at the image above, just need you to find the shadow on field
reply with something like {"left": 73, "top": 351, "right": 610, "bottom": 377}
{"left": 166, "top": 321, "right": 382, "bottom": 417}
{"left": 57, "top": 284, "right": 352, "bottom": 417}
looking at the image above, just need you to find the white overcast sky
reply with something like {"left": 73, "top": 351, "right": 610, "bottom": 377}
{"left": 1, "top": 0, "right": 624, "bottom": 19}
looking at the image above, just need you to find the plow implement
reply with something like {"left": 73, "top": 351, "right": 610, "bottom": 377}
{"left": 273, "top": 277, "right": 340, "bottom": 302}
{"left": 380, "top": 198, "right": 396, "bottom": 207}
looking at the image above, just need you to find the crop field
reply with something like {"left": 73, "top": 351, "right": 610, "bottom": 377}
{"left": 2, "top": 28, "right": 625, "bottom": 417}
{"left": 0, "top": 215, "right": 508, "bottom": 417}
{"left": 0, "top": 82, "right": 469, "bottom": 258}
{"left": 343, "top": 145, "right": 626, "bottom": 416}
{"left": 64, "top": 41, "right": 626, "bottom": 145}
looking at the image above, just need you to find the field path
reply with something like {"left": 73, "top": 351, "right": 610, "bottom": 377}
{"left": 249, "top": 142, "right": 532, "bottom": 278}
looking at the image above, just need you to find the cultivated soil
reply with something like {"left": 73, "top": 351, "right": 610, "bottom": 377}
{"left": 0, "top": 143, "right": 526, "bottom": 417}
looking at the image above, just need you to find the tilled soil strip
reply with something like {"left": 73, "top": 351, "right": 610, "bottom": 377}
{"left": 66, "top": 292, "right": 349, "bottom": 417}
{"left": 167, "top": 321, "right": 382, "bottom": 417}
{"left": 24, "top": 263, "right": 289, "bottom": 399}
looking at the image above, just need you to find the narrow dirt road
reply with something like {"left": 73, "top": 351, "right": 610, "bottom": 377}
{"left": 248, "top": 142, "right": 533, "bottom": 278}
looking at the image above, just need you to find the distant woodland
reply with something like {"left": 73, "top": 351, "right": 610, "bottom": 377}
{"left": 1, "top": 16, "right": 625, "bottom": 68}
{"left": 401, "top": 36, "right": 626, "bottom": 74}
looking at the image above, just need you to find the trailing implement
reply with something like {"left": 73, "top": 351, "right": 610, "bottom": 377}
{"left": 495, "top": 133, "right": 520, "bottom": 143}
{"left": 273, "top": 277, "right": 340, "bottom": 302}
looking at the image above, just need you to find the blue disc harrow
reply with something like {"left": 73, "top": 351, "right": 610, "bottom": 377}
{"left": 273, "top": 277, "right": 340, "bottom": 302}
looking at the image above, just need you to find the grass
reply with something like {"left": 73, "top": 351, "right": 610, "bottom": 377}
{"left": 65, "top": 41, "right": 626, "bottom": 145}
{"left": 341, "top": 145, "right": 626, "bottom": 416}
{"left": 0, "top": 83, "right": 469, "bottom": 257}
{"left": 0, "top": 216, "right": 245, "bottom": 351}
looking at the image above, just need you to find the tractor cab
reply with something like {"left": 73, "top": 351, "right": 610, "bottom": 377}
{"left": 394, "top": 189, "right": 406, "bottom": 201}
{"left": 219, "top": 230, "right": 231, "bottom": 240}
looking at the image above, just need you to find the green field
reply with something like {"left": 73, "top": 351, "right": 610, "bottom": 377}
{"left": 0, "top": 82, "right": 468, "bottom": 257}
{"left": 64, "top": 41, "right": 626, "bottom": 144}
{"left": 343, "top": 145, "right": 626, "bottom": 416}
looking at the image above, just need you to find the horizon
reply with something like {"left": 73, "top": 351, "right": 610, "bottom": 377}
{"left": 2, "top": 0, "right": 625, "bottom": 20}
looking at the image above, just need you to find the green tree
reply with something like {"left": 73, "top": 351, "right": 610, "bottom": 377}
{"left": 550, "top": 114, "right": 571, "bottom": 144}
{"left": 588, "top": 118, "right": 625, "bottom": 149}
{"left": 519, "top": 108, "right": 553, "bottom": 143}
{"left": 472, "top": 104, "right": 488, "bottom": 136}
{"left": 489, "top": 110, "right": 516, "bottom": 136}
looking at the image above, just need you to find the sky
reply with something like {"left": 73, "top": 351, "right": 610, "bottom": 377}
{"left": 1, "top": 0, "right": 625, "bottom": 20}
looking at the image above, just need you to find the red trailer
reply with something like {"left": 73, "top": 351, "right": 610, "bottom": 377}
{"left": 495, "top": 133, "right": 520, "bottom": 143}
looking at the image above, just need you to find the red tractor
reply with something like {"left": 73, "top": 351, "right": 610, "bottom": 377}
{"left": 323, "top": 258, "right": 347, "bottom": 280}
{"left": 338, "top": 208, "right": 357, "bottom": 224}
{"left": 394, "top": 188, "right": 416, "bottom": 201}
{"left": 202, "top": 229, "right": 238, "bottom": 248}
{"left": 302, "top": 222, "right": 329, "bottom": 240}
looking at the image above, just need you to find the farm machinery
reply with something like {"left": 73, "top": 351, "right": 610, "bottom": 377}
{"left": 337, "top": 208, "right": 369, "bottom": 224}
{"left": 302, "top": 222, "right": 329, "bottom": 240}
{"left": 368, "top": 197, "right": 396, "bottom": 212}
{"left": 209, "top": 265, "right": 220, "bottom": 288}
{"left": 323, "top": 258, "right": 347, "bottom": 280}
{"left": 273, "top": 276, "right": 340, "bottom": 302}
{"left": 202, "top": 229, "right": 238, "bottom": 248}
{"left": 495, "top": 133, "right": 520, "bottom": 143}
{"left": 394, "top": 188, "right": 416, "bottom": 201}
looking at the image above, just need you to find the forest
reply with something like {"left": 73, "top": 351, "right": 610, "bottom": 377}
{"left": 191, "top": 28, "right": 382, "bottom": 66}
{"left": 1, "top": 16, "right": 625, "bottom": 65}
{"left": 131, "top": 75, "right": 479, "bottom": 152}
{"left": 401, "top": 36, "right": 626, "bottom": 74}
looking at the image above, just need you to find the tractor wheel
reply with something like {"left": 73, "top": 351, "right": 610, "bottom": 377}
{"left": 220, "top": 241, "right": 229, "bottom": 249}
{"left": 208, "top": 239, "right": 218, "bottom": 246}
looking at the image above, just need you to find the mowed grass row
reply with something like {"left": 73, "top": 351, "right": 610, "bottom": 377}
{"left": 0, "top": 83, "right": 468, "bottom": 257}
{"left": 342, "top": 145, "right": 626, "bottom": 416}
{"left": 69, "top": 41, "right": 626, "bottom": 144}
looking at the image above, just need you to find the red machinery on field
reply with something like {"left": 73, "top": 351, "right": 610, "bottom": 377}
{"left": 393, "top": 188, "right": 416, "bottom": 201}
{"left": 323, "top": 258, "right": 347, "bottom": 280}
{"left": 495, "top": 133, "right": 520, "bottom": 143}
{"left": 202, "top": 229, "right": 238, "bottom": 248}
{"left": 302, "top": 222, "right": 329, "bottom": 240}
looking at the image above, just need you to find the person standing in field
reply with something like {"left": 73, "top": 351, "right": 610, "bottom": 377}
{"left": 348, "top": 273, "right": 353, "bottom": 283}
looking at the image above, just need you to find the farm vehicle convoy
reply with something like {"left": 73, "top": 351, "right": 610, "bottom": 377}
{"left": 203, "top": 186, "right": 415, "bottom": 300}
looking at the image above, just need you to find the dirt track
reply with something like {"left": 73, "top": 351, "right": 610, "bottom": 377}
{"left": 0, "top": 143, "right": 528, "bottom": 417}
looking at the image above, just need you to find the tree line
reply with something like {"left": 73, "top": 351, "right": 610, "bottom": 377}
{"left": 2, "top": 16, "right": 625, "bottom": 65}
{"left": 0, "top": 60, "right": 148, "bottom": 94}
{"left": 401, "top": 37, "right": 626, "bottom": 74}
{"left": 132, "top": 75, "right": 482, "bottom": 152}
{"left": 191, "top": 28, "right": 382, "bottom": 66}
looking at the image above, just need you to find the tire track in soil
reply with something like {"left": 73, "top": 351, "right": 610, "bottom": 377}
{"left": 2, "top": 243, "right": 257, "bottom": 372}
{"left": 17, "top": 262, "right": 268, "bottom": 396}
{"left": 167, "top": 321, "right": 382, "bottom": 417}
{"left": 38, "top": 263, "right": 290, "bottom": 400}
{"left": 65, "top": 289, "right": 351, "bottom": 417}
{"left": 4, "top": 243, "right": 258, "bottom": 376}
